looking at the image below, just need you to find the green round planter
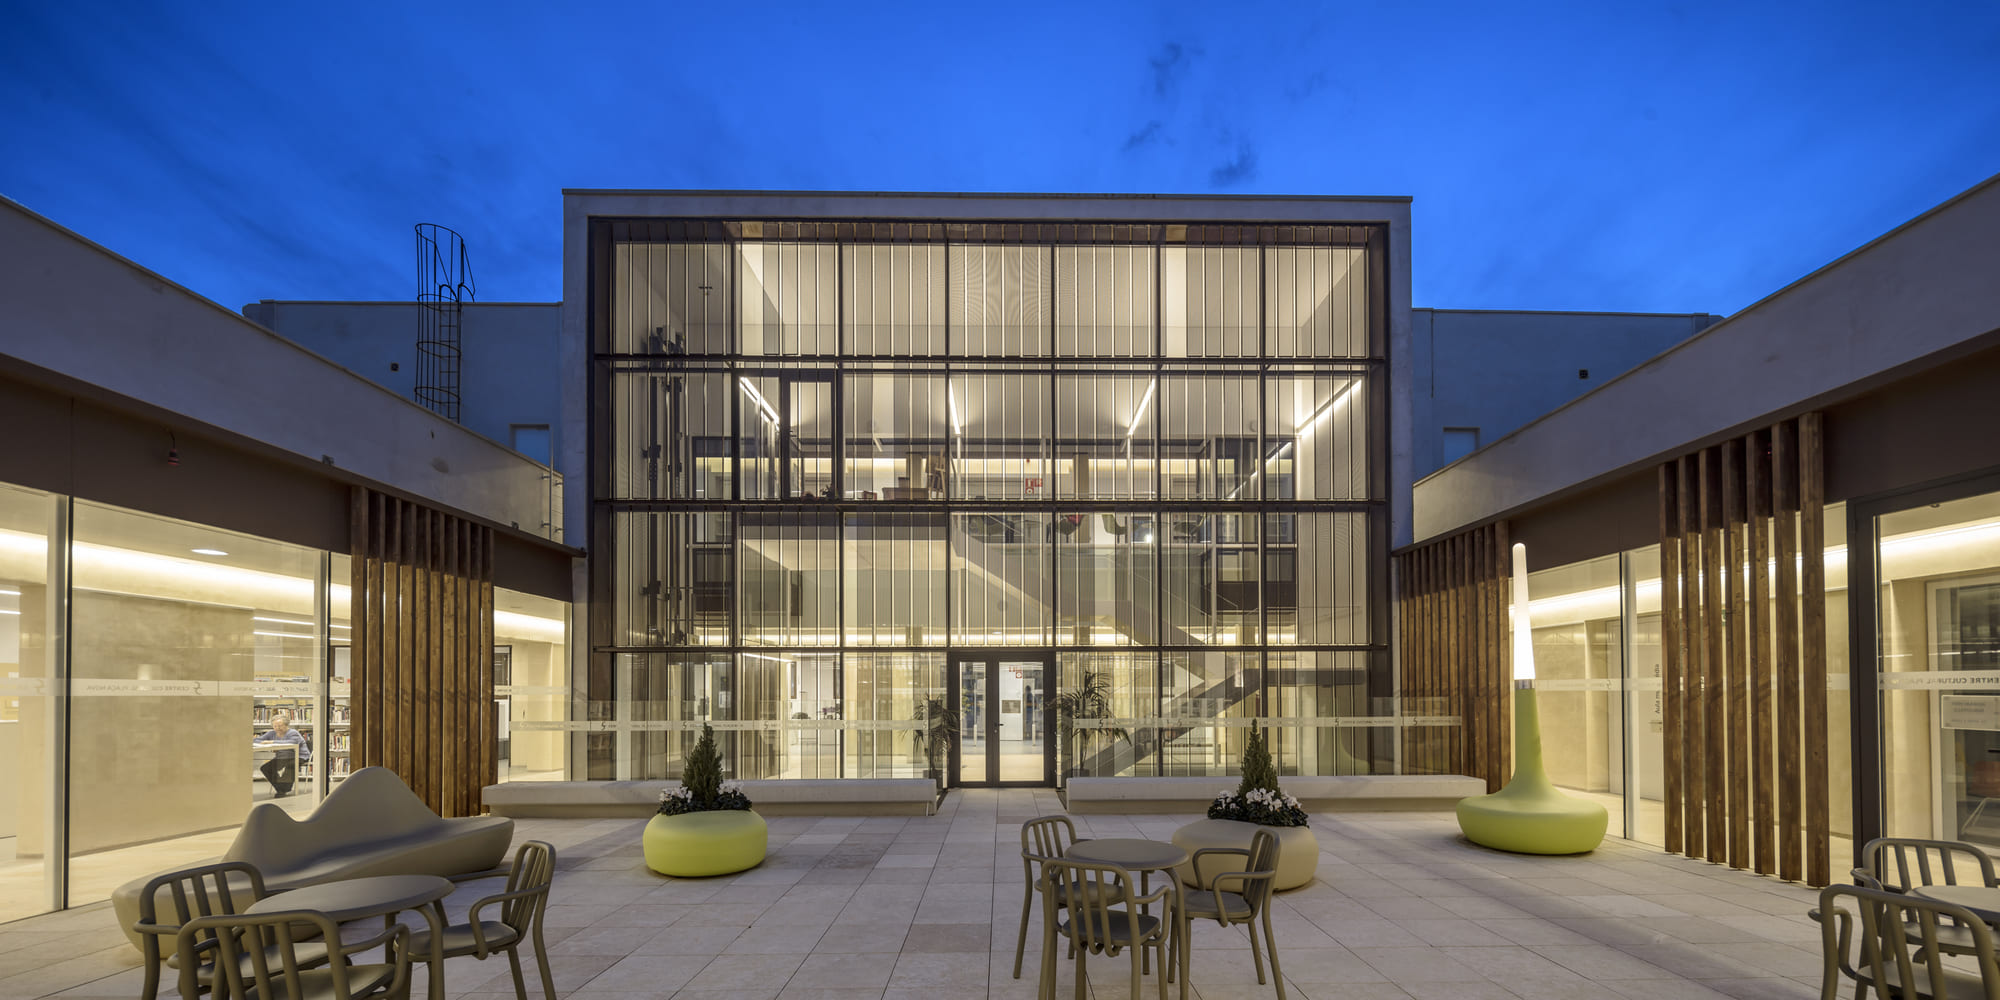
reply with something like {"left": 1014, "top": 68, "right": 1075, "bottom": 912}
{"left": 1456, "top": 688, "right": 1608, "bottom": 856}
{"left": 643, "top": 810, "right": 768, "bottom": 877}
{"left": 1171, "top": 818, "right": 1318, "bottom": 891}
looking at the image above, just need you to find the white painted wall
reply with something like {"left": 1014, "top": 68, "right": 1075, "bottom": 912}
{"left": 1413, "top": 171, "right": 2000, "bottom": 542}
{"left": 0, "top": 199, "right": 560, "bottom": 539}
{"left": 241, "top": 301, "right": 560, "bottom": 456}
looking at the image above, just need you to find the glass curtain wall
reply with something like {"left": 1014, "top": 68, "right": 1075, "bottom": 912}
{"left": 0, "top": 485, "right": 58, "bottom": 923}
{"left": 592, "top": 220, "right": 1386, "bottom": 783}
{"left": 1877, "top": 489, "right": 2000, "bottom": 846}
{"left": 1527, "top": 511, "right": 1851, "bottom": 854}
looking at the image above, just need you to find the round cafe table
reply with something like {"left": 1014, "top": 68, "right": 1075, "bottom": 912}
{"left": 1911, "top": 883, "right": 2000, "bottom": 924}
{"left": 248, "top": 874, "right": 453, "bottom": 999}
{"left": 1063, "top": 839, "right": 1189, "bottom": 977}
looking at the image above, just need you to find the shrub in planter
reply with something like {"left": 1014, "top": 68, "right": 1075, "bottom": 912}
{"left": 644, "top": 724, "right": 765, "bottom": 877}
{"left": 1206, "top": 728, "right": 1309, "bottom": 828}
{"left": 1175, "top": 726, "right": 1319, "bottom": 890}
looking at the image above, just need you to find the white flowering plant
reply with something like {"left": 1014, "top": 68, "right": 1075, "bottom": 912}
{"left": 1206, "top": 727, "right": 1309, "bottom": 827}
{"left": 657, "top": 724, "right": 753, "bottom": 816}
{"left": 1207, "top": 787, "right": 1309, "bottom": 828}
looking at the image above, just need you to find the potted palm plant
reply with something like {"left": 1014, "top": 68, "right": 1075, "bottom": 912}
{"left": 914, "top": 696, "right": 958, "bottom": 795}
{"left": 1053, "top": 669, "right": 1129, "bottom": 788}
{"left": 642, "top": 724, "right": 767, "bottom": 877}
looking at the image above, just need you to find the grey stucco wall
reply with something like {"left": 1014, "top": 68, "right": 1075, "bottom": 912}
{"left": 1412, "top": 171, "right": 2000, "bottom": 542}
{"left": 0, "top": 199, "right": 561, "bottom": 539}
{"left": 1409, "top": 309, "right": 1721, "bottom": 480}
{"left": 242, "top": 300, "right": 560, "bottom": 455}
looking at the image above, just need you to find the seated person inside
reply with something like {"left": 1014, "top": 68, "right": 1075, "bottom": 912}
{"left": 254, "top": 710, "right": 310, "bottom": 798}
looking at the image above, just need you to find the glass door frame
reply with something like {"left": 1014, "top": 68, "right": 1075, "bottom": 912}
{"left": 947, "top": 650, "right": 1056, "bottom": 787}
{"left": 1850, "top": 467, "right": 2000, "bottom": 862}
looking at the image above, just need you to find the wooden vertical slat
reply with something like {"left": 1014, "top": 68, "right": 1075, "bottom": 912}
{"left": 476, "top": 532, "right": 492, "bottom": 796}
{"left": 1677, "top": 454, "right": 1703, "bottom": 859}
{"left": 442, "top": 518, "right": 461, "bottom": 816}
{"left": 1494, "top": 518, "right": 1511, "bottom": 785}
{"left": 1800, "top": 411, "right": 1829, "bottom": 887}
{"left": 1774, "top": 419, "right": 1803, "bottom": 883}
{"left": 424, "top": 509, "right": 444, "bottom": 812}
{"left": 1748, "top": 430, "right": 1776, "bottom": 876}
{"left": 480, "top": 527, "right": 497, "bottom": 799}
{"left": 1476, "top": 526, "right": 1494, "bottom": 786}
{"left": 354, "top": 490, "right": 377, "bottom": 767}
{"left": 1724, "top": 438, "right": 1748, "bottom": 869}
{"left": 399, "top": 502, "right": 420, "bottom": 805}
{"left": 391, "top": 499, "right": 412, "bottom": 778}
{"left": 1659, "top": 463, "right": 1684, "bottom": 855}
{"left": 1702, "top": 447, "right": 1727, "bottom": 863}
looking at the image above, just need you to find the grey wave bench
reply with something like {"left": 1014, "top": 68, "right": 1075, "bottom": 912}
{"left": 1064, "top": 774, "right": 1488, "bottom": 813}
{"left": 112, "top": 766, "right": 514, "bottom": 954}
{"left": 484, "top": 777, "right": 938, "bottom": 817}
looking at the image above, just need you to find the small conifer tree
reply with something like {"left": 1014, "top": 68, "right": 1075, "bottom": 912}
{"left": 1235, "top": 727, "right": 1280, "bottom": 798}
{"left": 682, "top": 723, "right": 723, "bottom": 808}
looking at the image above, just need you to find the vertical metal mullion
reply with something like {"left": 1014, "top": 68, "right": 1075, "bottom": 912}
{"left": 1620, "top": 550, "right": 1641, "bottom": 841}
{"left": 47, "top": 494, "right": 72, "bottom": 913}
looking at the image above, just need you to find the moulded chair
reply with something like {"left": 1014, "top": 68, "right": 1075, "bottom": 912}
{"left": 1178, "top": 827, "right": 1285, "bottom": 1000}
{"left": 1013, "top": 814, "right": 1091, "bottom": 980}
{"left": 1040, "top": 858, "right": 1177, "bottom": 1000}
{"left": 1853, "top": 836, "right": 1999, "bottom": 957}
{"left": 130, "top": 860, "right": 331, "bottom": 1000}
{"left": 406, "top": 840, "right": 558, "bottom": 1000}
{"left": 1100, "top": 515, "right": 1129, "bottom": 541}
{"left": 177, "top": 909, "right": 409, "bottom": 1000}
{"left": 1817, "top": 882, "right": 2000, "bottom": 1000}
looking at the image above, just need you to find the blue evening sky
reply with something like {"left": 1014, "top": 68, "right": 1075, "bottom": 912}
{"left": 3, "top": 1, "right": 1995, "bottom": 317}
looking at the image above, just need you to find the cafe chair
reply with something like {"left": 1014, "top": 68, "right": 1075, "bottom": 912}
{"left": 406, "top": 840, "right": 558, "bottom": 1000}
{"left": 1014, "top": 814, "right": 1100, "bottom": 980}
{"left": 1178, "top": 827, "right": 1286, "bottom": 1000}
{"left": 1854, "top": 836, "right": 1999, "bottom": 957}
{"left": 1040, "top": 858, "right": 1177, "bottom": 1000}
{"left": 1818, "top": 882, "right": 2000, "bottom": 999}
{"left": 131, "top": 860, "right": 331, "bottom": 1000}
{"left": 176, "top": 909, "right": 409, "bottom": 1000}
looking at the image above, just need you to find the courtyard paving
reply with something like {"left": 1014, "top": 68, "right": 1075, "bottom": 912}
{"left": 0, "top": 787, "right": 1828, "bottom": 999}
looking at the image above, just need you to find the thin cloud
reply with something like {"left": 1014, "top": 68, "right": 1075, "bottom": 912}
{"left": 1210, "top": 144, "right": 1258, "bottom": 187}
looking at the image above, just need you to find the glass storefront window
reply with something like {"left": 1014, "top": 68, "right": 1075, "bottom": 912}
{"left": 1527, "top": 554, "right": 1627, "bottom": 839}
{"left": 1267, "top": 651, "right": 1380, "bottom": 776}
{"left": 0, "top": 484, "right": 58, "bottom": 923}
{"left": 495, "top": 587, "right": 570, "bottom": 782}
{"left": 1878, "top": 491, "right": 2000, "bottom": 845}
{"left": 68, "top": 502, "right": 324, "bottom": 907}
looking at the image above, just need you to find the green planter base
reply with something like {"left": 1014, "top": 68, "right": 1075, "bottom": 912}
{"left": 1457, "top": 688, "right": 1608, "bottom": 856}
{"left": 643, "top": 810, "right": 768, "bottom": 877}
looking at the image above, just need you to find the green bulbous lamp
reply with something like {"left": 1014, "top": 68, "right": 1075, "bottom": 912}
{"left": 1455, "top": 542, "right": 1609, "bottom": 855}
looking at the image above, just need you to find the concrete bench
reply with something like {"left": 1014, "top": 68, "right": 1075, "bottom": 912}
{"left": 112, "top": 766, "right": 514, "bottom": 954}
{"left": 483, "top": 778, "right": 939, "bottom": 817}
{"left": 1063, "top": 774, "right": 1487, "bottom": 814}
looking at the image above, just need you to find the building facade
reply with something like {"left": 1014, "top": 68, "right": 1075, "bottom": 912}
{"left": 1401, "top": 171, "right": 2000, "bottom": 886}
{"left": 562, "top": 192, "right": 1414, "bottom": 788}
{"left": 0, "top": 199, "right": 575, "bottom": 924}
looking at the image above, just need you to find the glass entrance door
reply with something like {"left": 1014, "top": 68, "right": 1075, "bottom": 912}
{"left": 951, "top": 653, "right": 1053, "bottom": 786}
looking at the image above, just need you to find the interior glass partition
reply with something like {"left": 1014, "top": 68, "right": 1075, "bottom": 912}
{"left": 590, "top": 220, "right": 1389, "bottom": 785}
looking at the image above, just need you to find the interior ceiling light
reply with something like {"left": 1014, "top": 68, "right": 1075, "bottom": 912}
{"left": 191, "top": 548, "right": 228, "bottom": 557}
